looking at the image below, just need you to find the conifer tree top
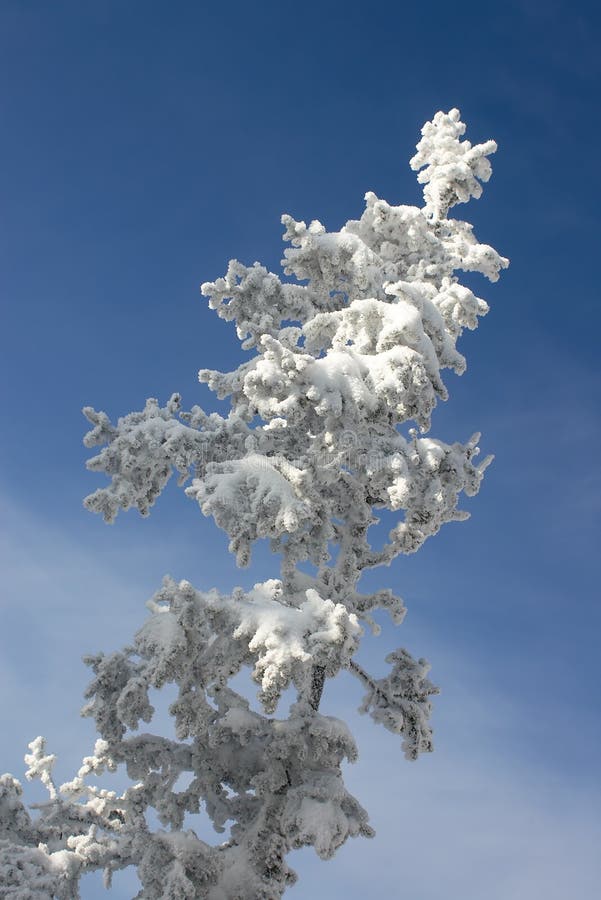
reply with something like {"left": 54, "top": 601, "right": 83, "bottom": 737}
{"left": 1, "top": 109, "right": 507, "bottom": 898}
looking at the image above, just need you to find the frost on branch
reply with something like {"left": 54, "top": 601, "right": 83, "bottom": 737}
{"left": 0, "top": 739, "right": 124, "bottom": 898}
{"left": 410, "top": 107, "right": 498, "bottom": 221}
{"left": 186, "top": 455, "right": 315, "bottom": 567}
{"left": 2, "top": 110, "right": 506, "bottom": 897}
{"left": 0, "top": 580, "right": 367, "bottom": 896}
{"left": 83, "top": 395, "right": 249, "bottom": 523}
{"left": 355, "top": 651, "right": 440, "bottom": 761}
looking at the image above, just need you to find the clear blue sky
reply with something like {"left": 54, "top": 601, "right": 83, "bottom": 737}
{"left": 1, "top": 1, "right": 600, "bottom": 897}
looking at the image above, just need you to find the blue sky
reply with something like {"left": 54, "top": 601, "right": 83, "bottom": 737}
{"left": 1, "top": 1, "right": 600, "bottom": 897}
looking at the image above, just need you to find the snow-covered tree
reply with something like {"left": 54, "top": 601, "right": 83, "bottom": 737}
{"left": 1, "top": 109, "right": 507, "bottom": 898}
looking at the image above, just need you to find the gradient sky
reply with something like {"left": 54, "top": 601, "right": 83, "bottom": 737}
{"left": 1, "top": 1, "right": 600, "bottom": 897}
